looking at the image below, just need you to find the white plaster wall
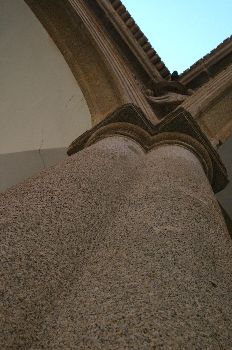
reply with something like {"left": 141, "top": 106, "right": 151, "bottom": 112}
{"left": 0, "top": 0, "right": 91, "bottom": 191}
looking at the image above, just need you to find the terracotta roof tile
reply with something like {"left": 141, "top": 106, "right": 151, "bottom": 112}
{"left": 108, "top": 0, "right": 170, "bottom": 79}
{"left": 181, "top": 35, "right": 232, "bottom": 78}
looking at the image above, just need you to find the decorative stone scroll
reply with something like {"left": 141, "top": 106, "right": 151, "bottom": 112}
{"left": 145, "top": 80, "right": 193, "bottom": 118}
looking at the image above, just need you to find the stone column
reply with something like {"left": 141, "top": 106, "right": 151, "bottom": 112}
{"left": 1, "top": 106, "right": 232, "bottom": 349}
{"left": 63, "top": 136, "right": 232, "bottom": 349}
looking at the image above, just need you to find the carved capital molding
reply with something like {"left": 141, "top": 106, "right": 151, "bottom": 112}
{"left": 68, "top": 104, "right": 228, "bottom": 193}
{"left": 85, "top": 125, "right": 213, "bottom": 182}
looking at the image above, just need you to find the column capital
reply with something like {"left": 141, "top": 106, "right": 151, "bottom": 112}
{"left": 68, "top": 104, "right": 228, "bottom": 193}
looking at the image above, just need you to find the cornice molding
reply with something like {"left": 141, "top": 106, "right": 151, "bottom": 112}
{"left": 68, "top": 104, "right": 228, "bottom": 193}
{"left": 180, "top": 36, "right": 232, "bottom": 90}
{"left": 181, "top": 64, "right": 232, "bottom": 118}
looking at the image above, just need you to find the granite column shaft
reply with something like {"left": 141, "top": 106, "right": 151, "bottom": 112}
{"left": 1, "top": 135, "right": 232, "bottom": 349}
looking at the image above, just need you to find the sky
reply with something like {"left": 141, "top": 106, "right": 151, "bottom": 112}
{"left": 122, "top": 0, "right": 232, "bottom": 74}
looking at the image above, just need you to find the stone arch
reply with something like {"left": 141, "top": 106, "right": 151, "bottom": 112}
{"left": 24, "top": 0, "right": 127, "bottom": 125}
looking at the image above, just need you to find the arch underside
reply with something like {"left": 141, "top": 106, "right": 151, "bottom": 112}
{"left": 24, "top": 0, "right": 158, "bottom": 126}
{"left": 24, "top": 0, "right": 127, "bottom": 125}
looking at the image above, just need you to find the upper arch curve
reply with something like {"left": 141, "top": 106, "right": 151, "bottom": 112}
{"left": 24, "top": 0, "right": 126, "bottom": 125}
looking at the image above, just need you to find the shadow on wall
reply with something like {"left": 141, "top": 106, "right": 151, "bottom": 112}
{"left": 0, "top": 148, "right": 67, "bottom": 192}
{"left": 216, "top": 135, "right": 232, "bottom": 221}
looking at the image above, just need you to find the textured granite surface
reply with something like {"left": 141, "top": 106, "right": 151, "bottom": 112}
{"left": 1, "top": 136, "right": 232, "bottom": 349}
